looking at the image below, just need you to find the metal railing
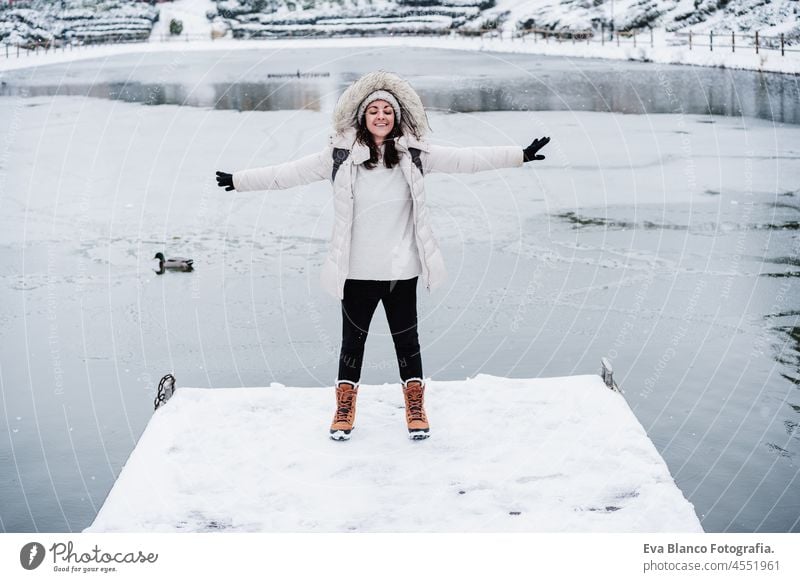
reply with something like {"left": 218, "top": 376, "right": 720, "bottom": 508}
{"left": 1, "top": 30, "right": 228, "bottom": 58}
{"left": 513, "top": 26, "right": 797, "bottom": 56}
{"left": 672, "top": 30, "right": 798, "bottom": 56}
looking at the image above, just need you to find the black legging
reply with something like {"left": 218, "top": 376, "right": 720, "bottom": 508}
{"left": 338, "top": 277, "right": 423, "bottom": 384}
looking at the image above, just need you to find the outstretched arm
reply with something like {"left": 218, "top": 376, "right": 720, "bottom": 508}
{"left": 425, "top": 144, "right": 523, "bottom": 174}
{"left": 216, "top": 147, "right": 333, "bottom": 192}
{"left": 425, "top": 136, "right": 550, "bottom": 174}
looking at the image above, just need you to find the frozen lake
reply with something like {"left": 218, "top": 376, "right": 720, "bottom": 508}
{"left": 2, "top": 46, "right": 799, "bottom": 123}
{"left": 0, "top": 47, "right": 798, "bottom": 533}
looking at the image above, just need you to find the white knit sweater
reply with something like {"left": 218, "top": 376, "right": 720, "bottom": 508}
{"left": 348, "top": 148, "right": 422, "bottom": 281}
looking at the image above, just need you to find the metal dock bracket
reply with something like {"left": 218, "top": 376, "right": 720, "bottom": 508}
{"left": 601, "top": 358, "right": 622, "bottom": 393}
{"left": 154, "top": 374, "right": 176, "bottom": 410}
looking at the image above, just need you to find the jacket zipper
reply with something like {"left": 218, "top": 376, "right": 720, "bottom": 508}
{"left": 407, "top": 156, "right": 431, "bottom": 291}
{"left": 341, "top": 162, "right": 355, "bottom": 299}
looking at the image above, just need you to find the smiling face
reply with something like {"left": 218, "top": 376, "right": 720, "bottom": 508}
{"left": 363, "top": 100, "right": 395, "bottom": 146}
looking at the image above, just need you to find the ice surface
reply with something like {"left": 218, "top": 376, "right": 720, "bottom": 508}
{"left": 0, "top": 95, "right": 793, "bottom": 252}
{"left": 84, "top": 374, "right": 702, "bottom": 532}
{"left": 1, "top": 53, "right": 797, "bottom": 533}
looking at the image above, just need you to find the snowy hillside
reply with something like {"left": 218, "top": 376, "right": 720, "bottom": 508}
{"left": 206, "top": 0, "right": 800, "bottom": 39}
{"left": 1, "top": 0, "right": 797, "bottom": 47}
{"left": 149, "top": 0, "right": 217, "bottom": 40}
{"left": 215, "top": 0, "right": 492, "bottom": 39}
{"left": 493, "top": 0, "right": 800, "bottom": 36}
{"left": 0, "top": 0, "right": 159, "bottom": 47}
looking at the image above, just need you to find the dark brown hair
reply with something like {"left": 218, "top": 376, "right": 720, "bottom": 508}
{"left": 356, "top": 115, "right": 403, "bottom": 169}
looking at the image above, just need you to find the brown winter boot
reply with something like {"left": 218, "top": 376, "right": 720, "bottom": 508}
{"left": 402, "top": 378, "right": 430, "bottom": 440}
{"left": 330, "top": 381, "right": 358, "bottom": 441}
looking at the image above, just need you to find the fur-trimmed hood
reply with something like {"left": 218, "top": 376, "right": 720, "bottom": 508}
{"left": 332, "top": 70, "right": 431, "bottom": 139}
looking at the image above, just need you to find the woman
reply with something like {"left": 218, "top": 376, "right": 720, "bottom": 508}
{"left": 216, "top": 70, "right": 550, "bottom": 442}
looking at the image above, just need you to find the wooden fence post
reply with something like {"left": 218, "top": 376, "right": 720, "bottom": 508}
{"left": 650, "top": 28, "right": 653, "bottom": 48}
{"left": 616, "top": 31, "right": 619, "bottom": 47}
{"left": 601, "top": 23, "right": 604, "bottom": 46}
{"left": 689, "top": 30, "right": 692, "bottom": 50}
{"left": 633, "top": 30, "right": 636, "bottom": 47}
{"left": 755, "top": 31, "right": 759, "bottom": 54}
{"left": 781, "top": 33, "right": 784, "bottom": 56}
{"left": 731, "top": 31, "right": 735, "bottom": 53}
{"left": 710, "top": 30, "right": 713, "bottom": 52}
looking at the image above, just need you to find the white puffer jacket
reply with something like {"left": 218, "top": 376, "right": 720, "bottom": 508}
{"left": 232, "top": 71, "right": 523, "bottom": 300}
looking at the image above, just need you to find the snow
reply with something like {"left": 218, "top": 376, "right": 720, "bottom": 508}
{"left": 0, "top": 0, "right": 159, "bottom": 46}
{"left": 0, "top": 32, "right": 797, "bottom": 75}
{"left": 148, "top": 0, "right": 216, "bottom": 42}
{"left": 83, "top": 374, "right": 702, "bottom": 532}
{"left": 0, "top": 90, "right": 793, "bottom": 266}
{"left": 0, "top": 51, "right": 796, "bottom": 532}
{"left": 493, "top": 0, "right": 800, "bottom": 36}
{"left": 1, "top": 90, "right": 793, "bottom": 252}
{"left": 1, "top": 0, "right": 797, "bottom": 73}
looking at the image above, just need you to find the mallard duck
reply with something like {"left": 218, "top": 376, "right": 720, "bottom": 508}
{"left": 154, "top": 252, "right": 194, "bottom": 273}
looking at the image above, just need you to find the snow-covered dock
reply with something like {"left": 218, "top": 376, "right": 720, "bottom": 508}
{"left": 84, "top": 374, "right": 702, "bottom": 533}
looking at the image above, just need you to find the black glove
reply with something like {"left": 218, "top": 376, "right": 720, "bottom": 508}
{"left": 522, "top": 136, "right": 551, "bottom": 162}
{"left": 216, "top": 171, "right": 234, "bottom": 191}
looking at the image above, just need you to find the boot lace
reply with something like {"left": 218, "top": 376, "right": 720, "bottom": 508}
{"left": 405, "top": 385, "right": 426, "bottom": 421}
{"left": 335, "top": 388, "right": 356, "bottom": 422}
